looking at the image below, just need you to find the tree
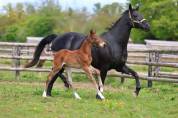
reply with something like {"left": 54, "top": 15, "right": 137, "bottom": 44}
{"left": 25, "top": 16, "right": 55, "bottom": 37}
{"left": 91, "top": 2, "right": 124, "bottom": 34}
{"left": 130, "top": 0, "right": 178, "bottom": 43}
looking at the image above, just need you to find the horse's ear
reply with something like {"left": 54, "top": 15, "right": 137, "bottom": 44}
{"left": 135, "top": 4, "right": 139, "bottom": 11}
{"left": 129, "top": 4, "right": 132, "bottom": 11}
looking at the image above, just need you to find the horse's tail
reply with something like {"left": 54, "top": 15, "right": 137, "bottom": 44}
{"left": 24, "top": 34, "right": 57, "bottom": 68}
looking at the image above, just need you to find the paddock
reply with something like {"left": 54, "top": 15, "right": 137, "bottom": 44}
{"left": 0, "top": 40, "right": 178, "bottom": 118}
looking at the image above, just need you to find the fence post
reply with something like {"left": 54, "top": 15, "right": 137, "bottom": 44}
{"left": 148, "top": 51, "right": 153, "bottom": 87}
{"left": 120, "top": 77, "right": 125, "bottom": 84}
{"left": 13, "top": 46, "right": 21, "bottom": 80}
{"left": 153, "top": 51, "right": 160, "bottom": 77}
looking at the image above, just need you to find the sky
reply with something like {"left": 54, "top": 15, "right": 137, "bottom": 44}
{"left": 0, "top": 0, "right": 128, "bottom": 12}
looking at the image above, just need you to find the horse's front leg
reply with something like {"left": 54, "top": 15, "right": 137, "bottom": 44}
{"left": 117, "top": 65, "right": 141, "bottom": 96}
{"left": 83, "top": 66, "right": 105, "bottom": 100}
{"left": 99, "top": 70, "right": 108, "bottom": 93}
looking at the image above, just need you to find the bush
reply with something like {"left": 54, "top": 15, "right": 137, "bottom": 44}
{"left": 131, "top": 0, "right": 178, "bottom": 43}
{"left": 25, "top": 16, "right": 55, "bottom": 37}
{"left": 2, "top": 25, "right": 19, "bottom": 42}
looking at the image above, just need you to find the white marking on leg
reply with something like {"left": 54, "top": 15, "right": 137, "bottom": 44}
{"left": 100, "top": 86, "right": 104, "bottom": 93}
{"left": 66, "top": 67, "right": 81, "bottom": 99}
{"left": 42, "top": 90, "right": 47, "bottom": 97}
{"left": 98, "top": 76, "right": 104, "bottom": 93}
{"left": 97, "top": 91, "right": 105, "bottom": 99}
{"left": 73, "top": 92, "right": 81, "bottom": 100}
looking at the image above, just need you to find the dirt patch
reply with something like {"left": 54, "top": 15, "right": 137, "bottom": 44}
{"left": 0, "top": 80, "right": 121, "bottom": 92}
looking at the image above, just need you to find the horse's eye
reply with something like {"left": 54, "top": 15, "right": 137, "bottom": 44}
{"left": 133, "top": 15, "right": 138, "bottom": 18}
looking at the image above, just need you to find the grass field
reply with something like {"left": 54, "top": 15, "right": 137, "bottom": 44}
{"left": 0, "top": 71, "right": 178, "bottom": 118}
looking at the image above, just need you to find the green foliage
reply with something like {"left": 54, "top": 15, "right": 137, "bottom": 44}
{"left": 2, "top": 25, "right": 18, "bottom": 42}
{"left": 130, "top": 0, "right": 178, "bottom": 43}
{"left": 0, "top": 0, "right": 123, "bottom": 42}
{"left": 25, "top": 16, "right": 55, "bottom": 36}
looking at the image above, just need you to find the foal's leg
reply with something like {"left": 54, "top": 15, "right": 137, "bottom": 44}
{"left": 43, "top": 67, "right": 60, "bottom": 97}
{"left": 44, "top": 67, "right": 70, "bottom": 97}
{"left": 66, "top": 67, "right": 81, "bottom": 99}
{"left": 83, "top": 66, "right": 105, "bottom": 100}
{"left": 58, "top": 67, "right": 70, "bottom": 88}
{"left": 91, "top": 67, "right": 104, "bottom": 93}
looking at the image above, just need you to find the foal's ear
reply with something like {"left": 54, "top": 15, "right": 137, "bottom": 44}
{"left": 90, "top": 29, "right": 96, "bottom": 35}
{"left": 129, "top": 4, "right": 133, "bottom": 11}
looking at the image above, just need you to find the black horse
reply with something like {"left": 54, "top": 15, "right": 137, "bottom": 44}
{"left": 25, "top": 4, "right": 150, "bottom": 97}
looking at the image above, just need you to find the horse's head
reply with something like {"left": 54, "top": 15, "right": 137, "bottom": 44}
{"left": 128, "top": 4, "right": 150, "bottom": 31}
{"left": 88, "top": 29, "right": 106, "bottom": 48}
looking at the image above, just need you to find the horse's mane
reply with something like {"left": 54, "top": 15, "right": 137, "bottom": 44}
{"left": 102, "top": 10, "right": 129, "bottom": 34}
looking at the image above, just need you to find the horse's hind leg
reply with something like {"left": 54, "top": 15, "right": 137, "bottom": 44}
{"left": 43, "top": 67, "right": 60, "bottom": 97}
{"left": 58, "top": 67, "right": 70, "bottom": 88}
{"left": 36, "top": 59, "right": 45, "bottom": 68}
{"left": 66, "top": 67, "right": 81, "bottom": 99}
{"left": 83, "top": 66, "right": 105, "bottom": 100}
{"left": 44, "top": 68, "right": 70, "bottom": 97}
{"left": 44, "top": 72, "right": 58, "bottom": 96}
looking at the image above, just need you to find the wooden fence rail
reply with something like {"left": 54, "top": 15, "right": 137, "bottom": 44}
{"left": 0, "top": 41, "right": 178, "bottom": 87}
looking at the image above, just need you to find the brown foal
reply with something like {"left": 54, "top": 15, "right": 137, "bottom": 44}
{"left": 43, "top": 30, "right": 106, "bottom": 100}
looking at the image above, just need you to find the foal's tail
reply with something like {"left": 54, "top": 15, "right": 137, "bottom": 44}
{"left": 24, "top": 34, "right": 57, "bottom": 68}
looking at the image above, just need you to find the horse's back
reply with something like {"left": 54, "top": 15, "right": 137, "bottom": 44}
{"left": 51, "top": 32, "right": 85, "bottom": 51}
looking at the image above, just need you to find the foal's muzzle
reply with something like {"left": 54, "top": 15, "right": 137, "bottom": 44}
{"left": 99, "top": 42, "right": 106, "bottom": 47}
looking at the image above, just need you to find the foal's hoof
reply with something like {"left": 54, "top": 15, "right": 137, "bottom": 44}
{"left": 73, "top": 92, "right": 81, "bottom": 100}
{"left": 96, "top": 94, "right": 105, "bottom": 100}
{"left": 134, "top": 87, "right": 141, "bottom": 97}
{"left": 42, "top": 90, "right": 51, "bottom": 97}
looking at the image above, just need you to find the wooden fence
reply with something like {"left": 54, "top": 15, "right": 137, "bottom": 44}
{"left": 0, "top": 41, "right": 178, "bottom": 87}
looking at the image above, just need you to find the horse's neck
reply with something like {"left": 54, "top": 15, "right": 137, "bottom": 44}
{"left": 104, "top": 15, "right": 131, "bottom": 46}
{"left": 79, "top": 39, "right": 92, "bottom": 56}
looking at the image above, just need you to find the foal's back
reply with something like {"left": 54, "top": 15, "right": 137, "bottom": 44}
{"left": 54, "top": 49, "right": 82, "bottom": 68}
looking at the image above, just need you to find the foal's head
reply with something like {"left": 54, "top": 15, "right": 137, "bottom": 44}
{"left": 87, "top": 30, "right": 106, "bottom": 47}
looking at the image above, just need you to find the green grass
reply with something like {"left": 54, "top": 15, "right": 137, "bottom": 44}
{"left": 0, "top": 64, "right": 178, "bottom": 118}
{"left": 0, "top": 76, "right": 178, "bottom": 118}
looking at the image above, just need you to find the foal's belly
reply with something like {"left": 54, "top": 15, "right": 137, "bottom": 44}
{"left": 65, "top": 62, "right": 82, "bottom": 69}
{"left": 63, "top": 57, "right": 82, "bottom": 69}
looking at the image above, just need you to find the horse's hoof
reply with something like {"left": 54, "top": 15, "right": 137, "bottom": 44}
{"left": 64, "top": 83, "right": 70, "bottom": 88}
{"left": 96, "top": 93, "right": 105, "bottom": 100}
{"left": 134, "top": 87, "right": 141, "bottom": 97}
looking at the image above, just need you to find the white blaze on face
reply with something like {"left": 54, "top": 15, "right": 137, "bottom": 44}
{"left": 99, "top": 42, "right": 106, "bottom": 47}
